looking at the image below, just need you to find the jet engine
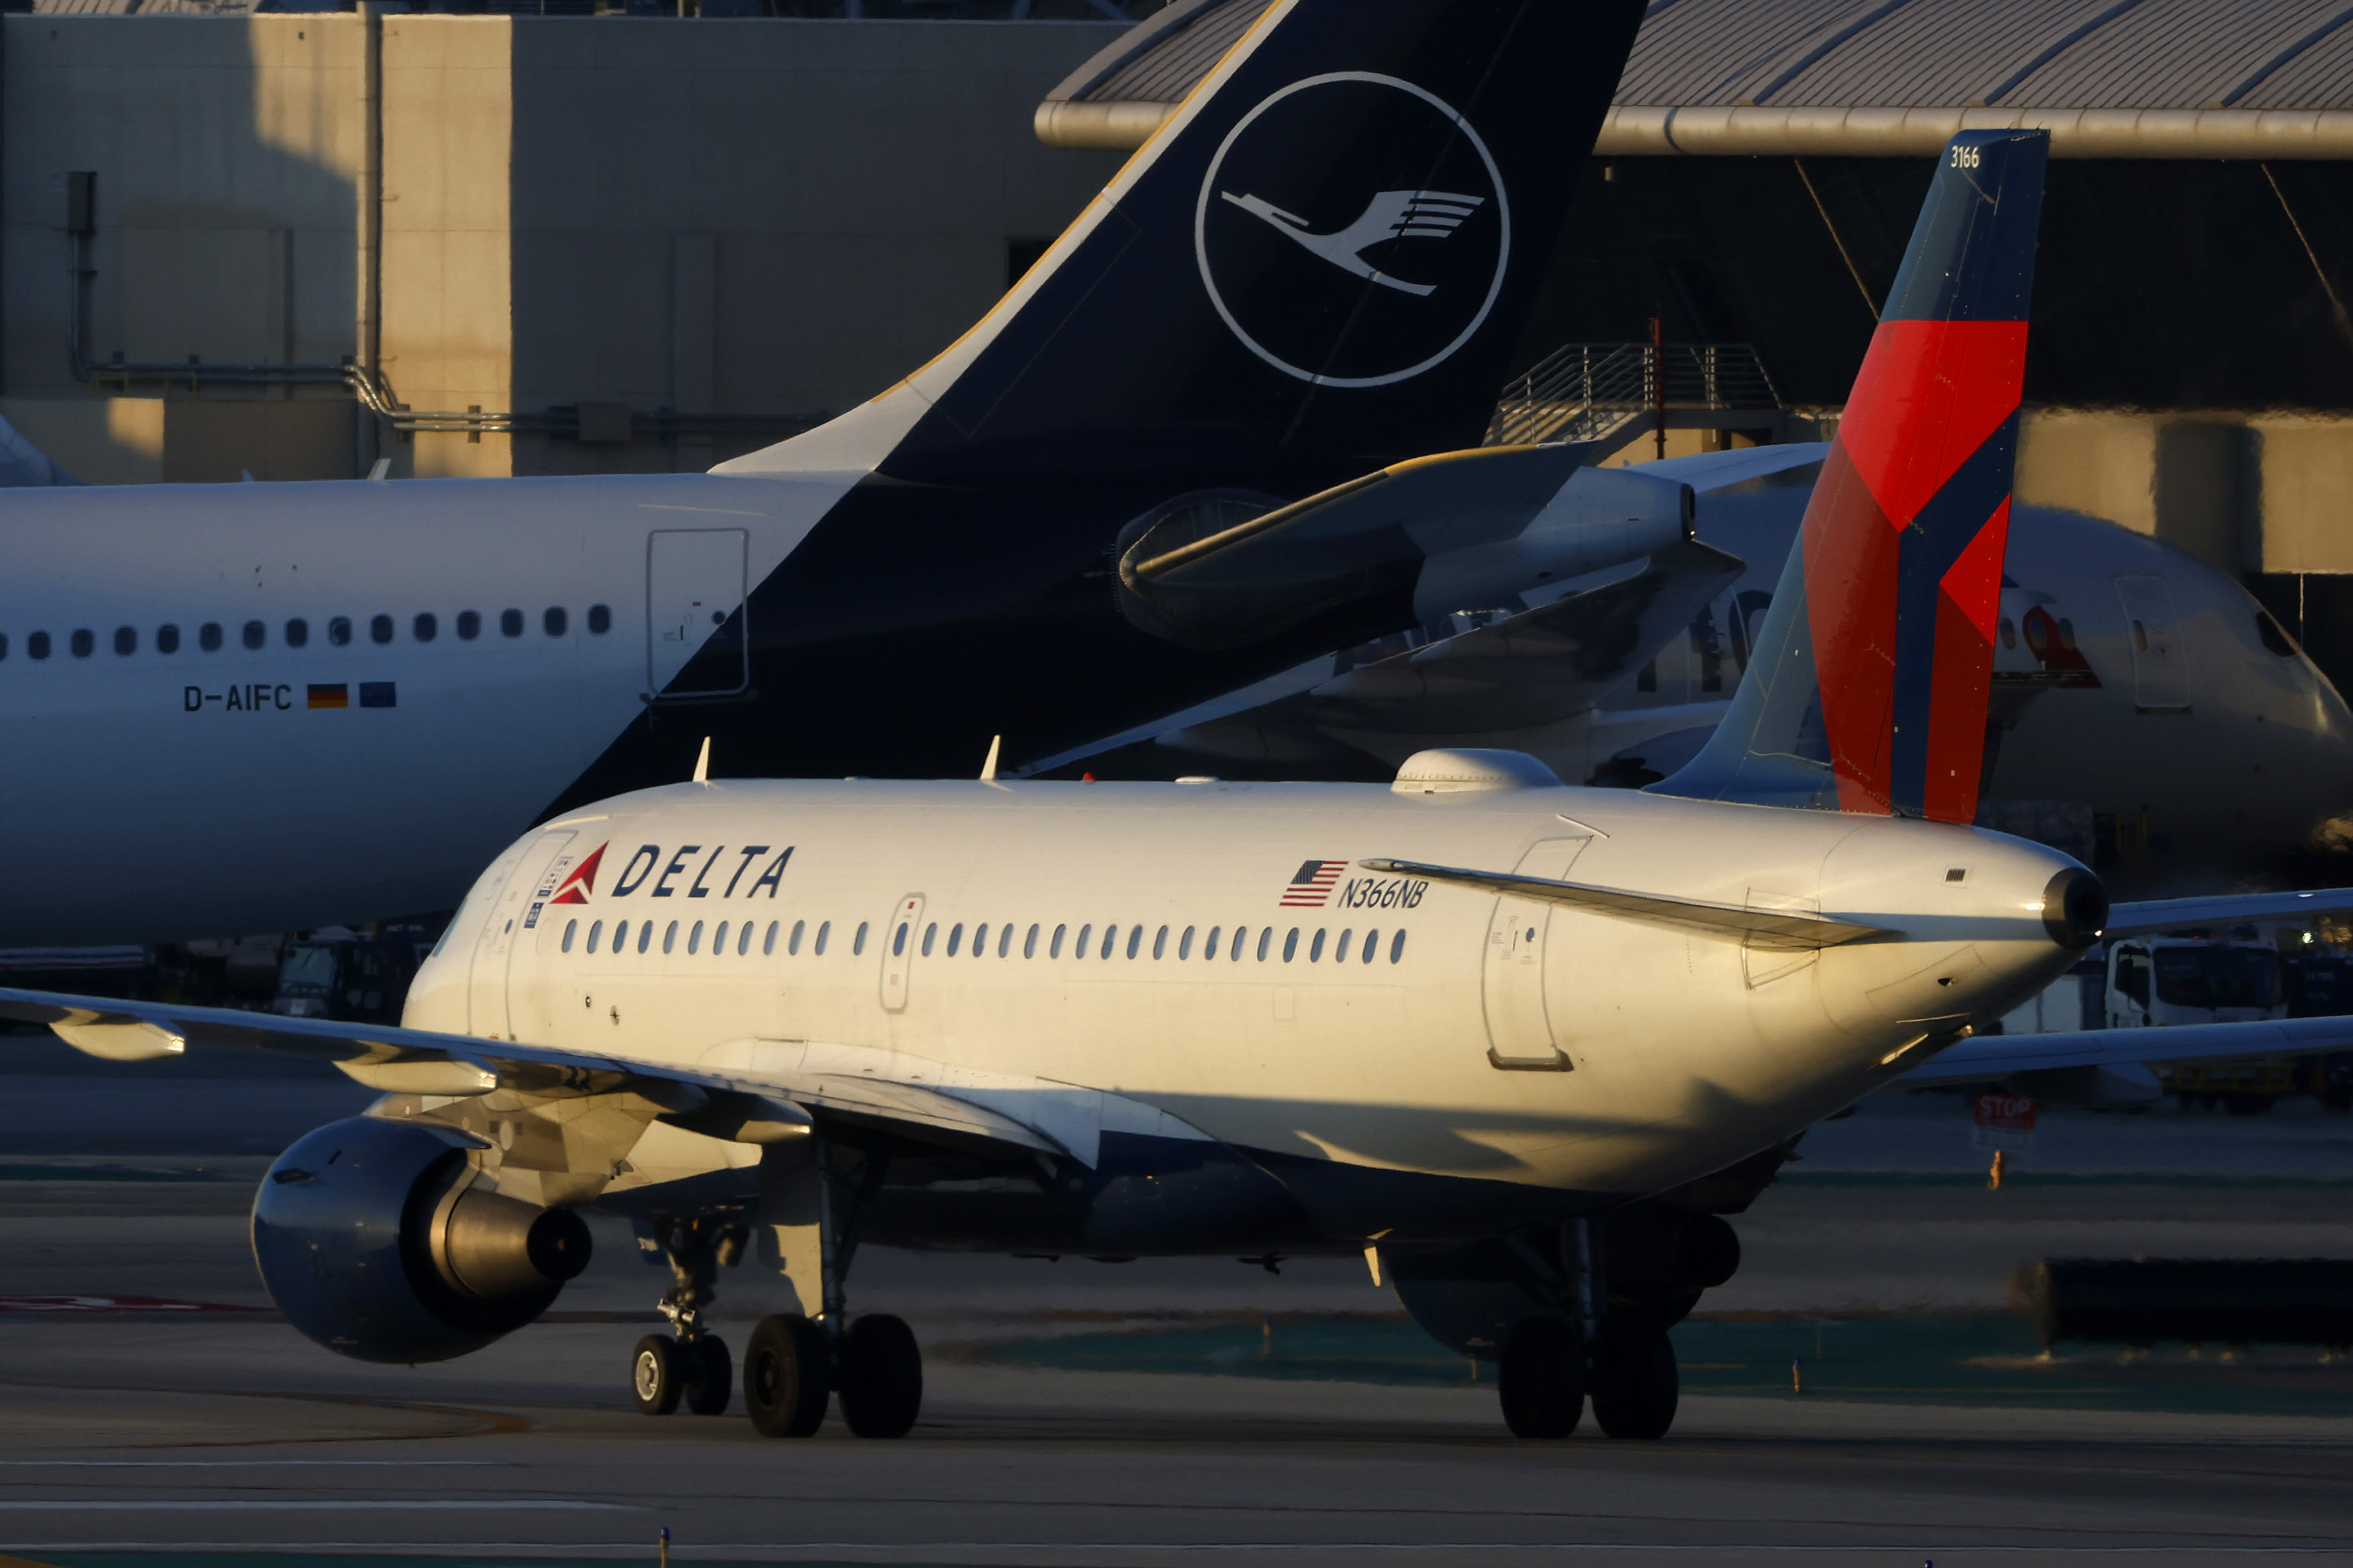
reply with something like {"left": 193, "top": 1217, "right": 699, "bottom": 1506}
{"left": 251, "top": 1116, "right": 591, "bottom": 1363}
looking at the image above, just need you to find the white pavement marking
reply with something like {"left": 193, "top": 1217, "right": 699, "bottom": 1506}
{"left": 0, "top": 1500, "right": 632, "bottom": 1511}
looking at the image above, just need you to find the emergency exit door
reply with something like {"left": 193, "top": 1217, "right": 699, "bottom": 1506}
{"left": 648, "top": 529, "right": 749, "bottom": 697}
{"left": 1481, "top": 837, "right": 1590, "bottom": 1071}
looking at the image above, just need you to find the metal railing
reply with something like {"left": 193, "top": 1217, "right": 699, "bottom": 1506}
{"left": 1487, "top": 341, "right": 1783, "bottom": 448}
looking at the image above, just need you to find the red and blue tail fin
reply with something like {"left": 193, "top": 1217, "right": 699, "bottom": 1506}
{"left": 1655, "top": 129, "right": 2047, "bottom": 822}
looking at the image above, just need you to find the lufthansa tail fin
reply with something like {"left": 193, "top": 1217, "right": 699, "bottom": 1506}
{"left": 1655, "top": 130, "right": 2049, "bottom": 823}
{"left": 720, "top": 0, "right": 1644, "bottom": 487}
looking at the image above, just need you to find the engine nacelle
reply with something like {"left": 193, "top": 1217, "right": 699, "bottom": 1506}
{"left": 251, "top": 1116, "right": 591, "bottom": 1364}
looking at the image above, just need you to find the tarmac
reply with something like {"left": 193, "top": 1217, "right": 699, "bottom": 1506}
{"left": 3, "top": 1032, "right": 2349, "bottom": 1567}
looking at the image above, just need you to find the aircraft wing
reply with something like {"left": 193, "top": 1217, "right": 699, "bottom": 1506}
{"left": 1022, "top": 538, "right": 1744, "bottom": 774}
{"left": 1905, "top": 1014, "right": 2353, "bottom": 1084}
{"left": 1617, "top": 442, "right": 1828, "bottom": 492}
{"left": 2105, "top": 887, "right": 2353, "bottom": 935}
{"left": 0, "top": 987, "right": 1070, "bottom": 1161}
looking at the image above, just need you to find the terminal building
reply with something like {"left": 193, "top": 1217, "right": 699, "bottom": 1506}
{"left": 6, "top": 0, "right": 2353, "bottom": 675}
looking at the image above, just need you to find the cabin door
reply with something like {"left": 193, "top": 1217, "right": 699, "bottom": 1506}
{"left": 879, "top": 894, "right": 925, "bottom": 1013}
{"left": 648, "top": 529, "right": 749, "bottom": 697}
{"left": 1481, "top": 836, "right": 1591, "bottom": 1071}
{"left": 466, "top": 830, "right": 576, "bottom": 1039}
{"left": 2114, "top": 574, "right": 2191, "bottom": 714}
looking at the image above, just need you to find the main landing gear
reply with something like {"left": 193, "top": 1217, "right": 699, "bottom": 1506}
{"left": 630, "top": 1140, "right": 921, "bottom": 1439}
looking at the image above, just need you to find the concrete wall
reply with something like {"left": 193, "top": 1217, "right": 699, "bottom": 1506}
{"left": 2015, "top": 408, "right": 2353, "bottom": 575}
{"left": 0, "top": 14, "right": 1124, "bottom": 481}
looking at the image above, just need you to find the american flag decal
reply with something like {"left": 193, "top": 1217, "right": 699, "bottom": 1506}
{"left": 1279, "top": 860, "right": 1347, "bottom": 907}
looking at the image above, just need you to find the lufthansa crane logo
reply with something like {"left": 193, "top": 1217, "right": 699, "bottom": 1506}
{"left": 1195, "top": 72, "right": 1510, "bottom": 389}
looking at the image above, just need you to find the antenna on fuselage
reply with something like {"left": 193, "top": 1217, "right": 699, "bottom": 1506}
{"left": 980, "top": 734, "right": 1001, "bottom": 783}
{"left": 692, "top": 736, "right": 711, "bottom": 786}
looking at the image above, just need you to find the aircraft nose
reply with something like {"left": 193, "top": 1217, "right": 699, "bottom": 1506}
{"left": 2041, "top": 866, "right": 2107, "bottom": 951}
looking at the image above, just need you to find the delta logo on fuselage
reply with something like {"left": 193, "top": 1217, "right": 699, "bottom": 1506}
{"left": 1194, "top": 72, "right": 1509, "bottom": 389}
{"left": 539, "top": 841, "right": 796, "bottom": 907}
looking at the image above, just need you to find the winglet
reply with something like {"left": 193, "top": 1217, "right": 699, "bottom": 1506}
{"left": 980, "top": 734, "right": 1001, "bottom": 783}
{"left": 1656, "top": 130, "right": 2048, "bottom": 822}
{"left": 692, "top": 736, "right": 711, "bottom": 786}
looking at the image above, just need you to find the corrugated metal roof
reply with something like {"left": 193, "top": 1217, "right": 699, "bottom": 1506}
{"left": 1050, "top": 0, "right": 2353, "bottom": 112}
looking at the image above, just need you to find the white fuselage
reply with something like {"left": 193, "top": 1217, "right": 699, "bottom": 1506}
{"left": 405, "top": 778, "right": 2084, "bottom": 1229}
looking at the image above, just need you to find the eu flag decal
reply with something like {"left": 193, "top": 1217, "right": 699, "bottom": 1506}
{"left": 307, "top": 683, "right": 348, "bottom": 710}
{"left": 358, "top": 682, "right": 397, "bottom": 709}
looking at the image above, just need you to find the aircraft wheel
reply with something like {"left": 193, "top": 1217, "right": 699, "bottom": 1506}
{"left": 1496, "top": 1317, "right": 1583, "bottom": 1439}
{"left": 743, "top": 1314, "right": 830, "bottom": 1438}
{"left": 630, "top": 1333, "right": 683, "bottom": 1417}
{"left": 684, "top": 1335, "right": 731, "bottom": 1417}
{"left": 837, "top": 1313, "right": 923, "bottom": 1440}
{"left": 1590, "top": 1322, "right": 1678, "bottom": 1440}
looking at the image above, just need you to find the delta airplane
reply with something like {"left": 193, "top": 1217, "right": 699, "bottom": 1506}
{"left": 0, "top": 0, "right": 1662, "bottom": 945}
{"left": 11, "top": 129, "right": 2350, "bottom": 1443}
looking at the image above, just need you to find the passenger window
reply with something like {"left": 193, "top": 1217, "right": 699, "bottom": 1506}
{"left": 1072, "top": 924, "right": 1088, "bottom": 958}
{"left": 1390, "top": 930, "right": 1406, "bottom": 964}
{"left": 1148, "top": 926, "right": 1164, "bottom": 959}
{"left": 612, "top": 919, "right": 627, "bottom": 952}
{"left": 1200, "top": 927, "right": 1216, "bottom": 960}
{"left": 1104, "top": 925, "right": 1120, "bottom": 959}
{"left": 370, "top": 614, "right": 393, "bottom": 645}
{"left": 789, "top": 919, "right": 804, "bottom": 955}
{"left": 825, "top": 921, "right": 841, "bottom": 956}
{"left": 1360, "top": 930, "right": 1377, "bottom": 963}
{"left": 157, "top": 625, "right": 178, "bottom": 654}
{"left": 545, "top": 607, "right": 567, "bottom": 637}
{"left": 1311, "top": 930, "right": 1328, "bottom": 962}
{"left": 0, "top": 633, "right": 9, "bottom": 660}
{"left": 1283, "top": 928, "right": 1298, "bottom": 962}
{"left": 457, "top": 610, "right": 481, "bottom": 640}
{"left": 637, "top": 922, "right": 653, "bottom": 954}
{"left": 997, "top": 924, "right": 1012, "bottom": 958}
{"left": 562, "top": 919, "right": 577, "bottom": 953}
{"left": 893, "top": 922, "right": 909, "bottom": 957}
{"left": 285, "top": 618, "right": 308, "bottom": 648}
{"left": 70, "top": 628, "right": 93, "bottom": 657}
{"left": 588, "top": 603, "right": 612, "bottom": 634}
{"left": 972, "top": 922, "right": 987, "bottom": 957}
{"left": 1257, "top": 928, "right": 1271, "bottom": 961}
{"left": 414, "top": 612, "right": 437, "bottom": 643}
{"left": 113, "top": 626, "right": 135, "bottom": 656}
{"left": 922, "top": 922, "right": 937, "bottom": 956}
{"left": 1232, "top": 926, "right": 1248, "bottom": 962}
{"left": 662, "top": 920, "right": 679, "bottom": 954}
{"left": 712, "top": 919, "right": 729, "bottom": 954}
{"left": 687, "top": 920, "right": 703, "bottom": 955}
{"left": 28, "top": 632, "right": 49, "bottom": 660}
{"left": 240, "top": 621, "right": 263, "bottom": 651}
{"left": 1025, "top": 924, "right": 1040, "bottom": 958}
{"left": 327, "top": 617, "right": 350, "bottom": 647}
{"left": 588, "top": 919, "right": 604, "bottom": 953}
{"left": 763, "top": 920, "right": 778, "bottom": 956}
{"left": 501, "top": 608, "right": 524, "bottom": 637}
{"left": 199, "top": 623, "right": 221, "bottom": 652}
{"left": 845, "top": 922, "right": 859, "bottom": 956}
{"left": 946, "top": 923, "right": 963, "bottom": 958}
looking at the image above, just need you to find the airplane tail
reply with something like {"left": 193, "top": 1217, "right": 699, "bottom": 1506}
{"left": 1655, "top": 130, "right": 2049, "bottom": 824}
{"left": 721, "top": 0, "right": 1645, "bottom": 488}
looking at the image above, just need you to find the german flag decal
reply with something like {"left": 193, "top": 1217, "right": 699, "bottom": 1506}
{"left": 307, "top": 683, "right": 348, "bottom": 710}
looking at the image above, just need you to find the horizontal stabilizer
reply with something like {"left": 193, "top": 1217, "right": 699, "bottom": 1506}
{"left": 1357, "top": 858, "right": 1892, "bottom": 947}
{"left": 2104, "top": 887, "right": 2353, "bottom": 936}
{"left": 1907, "top": 1015, "right": 2353, "bottom": 1085}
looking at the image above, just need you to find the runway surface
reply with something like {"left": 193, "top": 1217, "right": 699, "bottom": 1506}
{"left": 3, "top": 1036, "right": 2350, "bottom": 1566}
